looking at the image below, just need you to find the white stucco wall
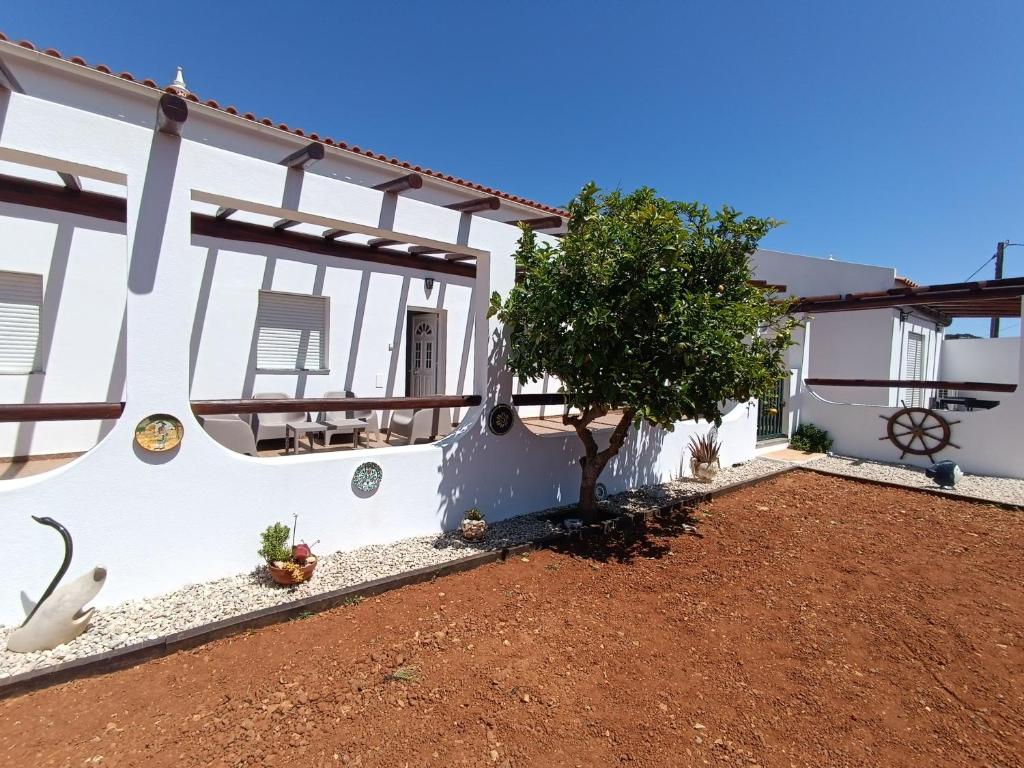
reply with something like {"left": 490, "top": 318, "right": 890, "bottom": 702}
{"left": 0, "top": 48, "right": 762, "bottom": 625}
{"left": 0, "top": 204, "right": 126, "bottom": 458}
{"left": 939, "top": 337, "right": 1019, "bottom": 398}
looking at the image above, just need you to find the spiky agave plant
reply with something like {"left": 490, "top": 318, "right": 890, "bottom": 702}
{"left": 688, "top": 432, "right": 722, "bottom": 469}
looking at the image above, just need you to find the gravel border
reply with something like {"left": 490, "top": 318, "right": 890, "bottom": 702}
{"left": 0, "top": 458, "right": 785, "bottom": 679}
{"left": 792, "top": 454, "right": 1024, "bottom": 507}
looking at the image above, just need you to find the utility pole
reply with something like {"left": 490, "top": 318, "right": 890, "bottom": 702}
{"left": 990, "top": 240, "right": 1006, "bottom": 338}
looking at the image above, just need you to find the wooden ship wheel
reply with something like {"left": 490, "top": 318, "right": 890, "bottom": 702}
{"left": 879, "top": 407, "right": 960, "bottom": 461}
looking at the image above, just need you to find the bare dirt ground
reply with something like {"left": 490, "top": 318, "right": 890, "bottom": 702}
{"left": 2, "top": 471, "right": 1022, "bottom": 768}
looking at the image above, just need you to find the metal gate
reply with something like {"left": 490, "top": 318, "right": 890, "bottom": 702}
{"left": 757, "top": 377, "right": 786, "bottom": 440}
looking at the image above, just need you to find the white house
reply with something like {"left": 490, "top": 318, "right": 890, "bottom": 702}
{"left": 0, "top": 35, "right": 762, "bottom": 624}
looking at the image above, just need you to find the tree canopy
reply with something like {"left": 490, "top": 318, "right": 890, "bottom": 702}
{"left": 489, "top": 183, "right": 797, "bottom": 513}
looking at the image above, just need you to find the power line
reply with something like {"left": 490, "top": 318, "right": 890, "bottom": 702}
{"left": 963, "top": 254, "right": 995, "bottom": 281}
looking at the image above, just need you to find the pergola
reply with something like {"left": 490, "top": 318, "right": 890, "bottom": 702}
{"left": 793, "top": 276, "right": 1024, "bottom": 394}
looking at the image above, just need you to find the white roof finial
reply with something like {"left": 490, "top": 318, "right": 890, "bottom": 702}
{"left": 167, "top": 66, "right": 189, "bottom": 96}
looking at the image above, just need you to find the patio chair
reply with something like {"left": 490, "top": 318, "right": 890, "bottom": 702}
{"left": 387, "top": 408, "right": 436, "bottom": 445}
{"left": 320, "top": 390, "right": 380, "bottom": 447}
{"left": 252, "top": 392, "right": 309, "bottom": 448}
{"left": 200, "top": 414, "right": 258, "bottom": 456}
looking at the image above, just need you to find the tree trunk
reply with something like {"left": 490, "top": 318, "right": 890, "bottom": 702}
{"left": 566, "top": 407, "right": 635, "bottom": 521}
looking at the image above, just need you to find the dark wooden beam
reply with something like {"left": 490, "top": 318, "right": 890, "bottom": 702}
{"left": 192, "top": 394, "right": 481, "bottom": 416}
{"left": 215, "top": 207, "right": 237, "bottom": 220}
{"left": 273, "top": 219, "right": 300, "bottom": 231}
{"left": 792, "top": 280, "right": 1024, "bottom": 314}
{"left": 446, "top": 196, "right": 500, "bottom": 213}
{"left": 156, "top": 93, "right": 188, "bottom": 136}
{"left": 192, "top": 213, "right": 476, "bottom": 278}
{"left": 372, "top": 173, "right": 423, "bottom": 194}
{"left": 323, "top": 228, "right": 350, "bottom": 240}
{"left": 504, "top": 215, "right": 564, "bottom": 230}
{"left": 0, "top": 172, "right": 126, "bottom": 223}
{"left": 0, "top": 402, "right": 125, "bottom": 422}
{"left": 367, "top": 237, "right": 402, "bottom": 248}
{"left": 0, "top": 56, "right": 24, "bottom": 92}
{"left": 444, "top": 253, "right": 477, "bottom": 262}
{"left": 280, "top": 142, "right": 325, "bottom": 170}
{"left": 511, "top": 393, "right": 566, "bottom": 406}
{"left": 408, "top": 245, "right": 444, "bottom": 255}
{"left": 804, "top": 378, "right": 1017, "bottom": 394}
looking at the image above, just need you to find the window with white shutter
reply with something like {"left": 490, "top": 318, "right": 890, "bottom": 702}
{"left": 0, "top": 271, "right": 43, "bottom": 374}
{"left": 903, "top": 332, "right": 924, "bottom": 407}
{"left": 255, "top": 290, "right": 328, "bottom": 371}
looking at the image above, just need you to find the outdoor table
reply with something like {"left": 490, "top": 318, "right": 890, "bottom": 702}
{"left": 284, "top": 420, "right": 328, "bottom": 455}
{"left": 322, "top": 417, "right": 368, "bottom": 448}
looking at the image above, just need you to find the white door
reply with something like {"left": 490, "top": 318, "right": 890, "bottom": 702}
{"left": 410, "top": 313, "right": 439, "bottom": 397}
{"left": 904, "top": 332, "right": 925, "bottom": 407}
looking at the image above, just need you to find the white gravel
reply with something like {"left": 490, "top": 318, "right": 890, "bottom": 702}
{"left": 0, "top": 458, "right": 784, "bottom": 680}
{"left": 800, "top": 454, "right": 1024, "bottom": 507}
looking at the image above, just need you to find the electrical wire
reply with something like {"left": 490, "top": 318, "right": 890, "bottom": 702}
{"left": 963, "top": 254, "right": 996, "bottom": 281}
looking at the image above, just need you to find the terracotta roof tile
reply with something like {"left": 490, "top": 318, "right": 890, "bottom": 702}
{"left": 0, "top": 32, "right": 567, "bottom": 217}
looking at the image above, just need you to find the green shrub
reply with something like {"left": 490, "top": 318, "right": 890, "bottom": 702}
{"left": 464, "top": 507, "right": 485, "bottom": 522}
{"left": 790, "top": 423, "right": 833, "bottom": 453}
{"left": 258, "top": 522, "right": 292, "bottom": 563}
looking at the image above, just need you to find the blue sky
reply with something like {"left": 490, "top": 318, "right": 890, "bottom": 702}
{"left": 4, "top": 1, "right": 1021, "bottom": 334}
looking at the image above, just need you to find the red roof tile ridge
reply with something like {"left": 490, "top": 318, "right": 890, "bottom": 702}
{"left": 0, "top": 31, "right": 568, "bottom": 218}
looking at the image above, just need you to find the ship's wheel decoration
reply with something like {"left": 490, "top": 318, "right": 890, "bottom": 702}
{"left": 879, "top": 407, "right": 960, "bottom": 461}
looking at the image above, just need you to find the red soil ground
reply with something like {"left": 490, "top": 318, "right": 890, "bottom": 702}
{"left": 2, "top": 471, "right": 1022, "bottom": 767}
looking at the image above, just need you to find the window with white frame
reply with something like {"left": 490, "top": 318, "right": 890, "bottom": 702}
{"left": 903, "top": 331, "right": 925, "bottom": 407}
{"left": 255, "top": 290, "right": 328, "bottom": 371}
{"left": 0, "top": 270, "right": 43, "bottom": 374}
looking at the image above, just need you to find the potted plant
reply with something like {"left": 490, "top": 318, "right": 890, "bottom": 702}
{"left": 460, "top": 508, "right": 487, "bottom": 541}
{"left": 259, "top": 518, "right": 318, "bottom": 586}
{"left": 688, "top": 432, "right": 722, "bottom": 483}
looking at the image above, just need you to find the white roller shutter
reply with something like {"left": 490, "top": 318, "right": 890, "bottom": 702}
{"left": 256, "top": 291, "right": 328, "bottom": 371}
{"left": 0, "top": 271, "right": 43, "bottom": 374}
{"left": 903, "top": 332, "right": 924, "bottom": 407}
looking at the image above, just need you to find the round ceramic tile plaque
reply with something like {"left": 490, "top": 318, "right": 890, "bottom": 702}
{"left": 487, "top": 404, "right": 515, "bottom": 436}
{"left": 134, "top": 414, "right": 183, "bottom": 452}
{"left": 595, "top": 482, "right": 608, "bottom": 501}
{"left": 353, "top": 461, "right": 383, "bottom": 494}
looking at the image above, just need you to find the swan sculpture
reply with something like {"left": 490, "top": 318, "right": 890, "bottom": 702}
{"left": 7, "top": 516, "right": 106, "bottom": 653}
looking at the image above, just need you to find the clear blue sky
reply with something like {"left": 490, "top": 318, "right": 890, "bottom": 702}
{"left": 4, "top": 1, "right": 1022, "bottom": 334}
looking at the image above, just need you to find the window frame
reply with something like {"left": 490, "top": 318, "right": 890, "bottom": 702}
{"left": 0, "top": 269, "right": 44, "bottom": 376}
{"left": 254, "top": 289, "right": 330, "bottom": 374}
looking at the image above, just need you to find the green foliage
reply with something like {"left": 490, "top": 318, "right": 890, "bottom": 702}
{"left": 258, "top": 522, "right": 292, "bottom": 564}
{"left": 789, "top": 423, "right": 833, "bottom": 453}
{"left": 488, "top": 183, "right": 798, "bottom": 511}
{"left": 464, "top": 507, "right": 485, "bottom": 522}
{"left": 688, "top": 432, "right": 722, "bottom": 466}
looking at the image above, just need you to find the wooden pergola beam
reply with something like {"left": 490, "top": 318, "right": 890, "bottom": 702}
{"left": 372, "top": 173, "right": 423, "bottom": 194}
{"left": 0, "top": 172, "right": 126, "bottom": 223}
{"left": 273, "top": 219, "right": 300, "bottom": 231}
{"left": 446, "top": 196, "right": 500, "bottom": 213}
{"left": 191, "top": 213, "right": 475, "bottom": 278}
{"left": 805, "top": 378, "right": 1016, "bottom": 394}
{"left": 280, "top": 142, "right": 325, "bottom": 170}
{"left": 323, "top": 228, "right": 350, "bottom": 240}
{"left": 156, "top": 93, "right": 189, "bottom": 136}
{"left": 792, "top": 280, "right": 1024, "bottom": 314}
{"left": 367, "top": 237, "right": 401, "bottom": 248}
{"left": 215, "top": 207, "right": 237, "bottom": 220}
{"left": 408, "top": 245, "right": 444, "bottom": 255}
{"left": 504, "top": 215, "right": 564, "bottom": 230}
{"left": 444, "top": 253, "right": 477, "bottom": 262}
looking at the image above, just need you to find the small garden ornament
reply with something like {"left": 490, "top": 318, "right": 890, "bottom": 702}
{"left": 689, "top": 432, "right": 722, "bottom": 482}
{"left": 8, "top": 516, "right": 106, "bottom": 653}
{"left": 260, "top": 516, "right": 318, "bottom": 586}
{"left": 460, "top": 508, "right": 487, "bottom": 541}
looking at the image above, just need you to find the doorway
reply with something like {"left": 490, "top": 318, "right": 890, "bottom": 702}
{"left": 406, "top": 311, "right": 441, "bottom": 397}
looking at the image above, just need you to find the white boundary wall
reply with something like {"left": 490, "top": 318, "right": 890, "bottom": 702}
{"left": 0, "top": 49, "right": 760, "bottom": 624}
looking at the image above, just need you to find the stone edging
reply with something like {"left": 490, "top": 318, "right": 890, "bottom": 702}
{"left": 0, "top": 464, "right": 797, "bottom": 699}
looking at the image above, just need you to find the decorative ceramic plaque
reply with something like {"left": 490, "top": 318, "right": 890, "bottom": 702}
{"left": 134, "top": 414, "right": 183, "bottom": 452}
{"left": 353, "top": 461, "right": 383, "bottom": 493}
{"left": 487, "top": 404, "right": 515, "bottom": 436}
{"left": 595, "top": 482, "right": 608, "bottom": 501}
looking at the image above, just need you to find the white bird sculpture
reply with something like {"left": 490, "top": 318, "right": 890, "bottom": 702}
{"left": 7, "top": 516, "right": 106, "bottom": 654}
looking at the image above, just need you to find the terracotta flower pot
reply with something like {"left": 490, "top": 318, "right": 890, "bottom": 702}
{"left": 460, "top": 519, "right": 487, "bottom": 541}
{"left": 267, "top": 556, "right": 318, "bottom": 586}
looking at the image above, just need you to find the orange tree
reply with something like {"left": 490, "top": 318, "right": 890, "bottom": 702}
{"left": 489, "top": 184, "right": 797, "bottom": 515}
